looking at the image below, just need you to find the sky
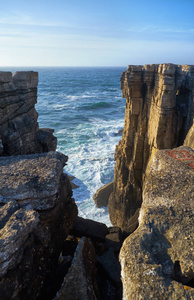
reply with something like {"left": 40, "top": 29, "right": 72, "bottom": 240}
{"left": 0, "top": 0, "right": 194, "bottom": 67}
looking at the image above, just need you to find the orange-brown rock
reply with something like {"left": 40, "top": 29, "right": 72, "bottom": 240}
{"left": 108, "top": 64, "right": 194, "bottom": 233}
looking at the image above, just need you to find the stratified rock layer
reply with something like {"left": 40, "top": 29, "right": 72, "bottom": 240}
{"left": 109, "top": 64, "right": 194, "bottom": 233}
{"left": 0, "top": 151, "right": 78, "bottom": 299}
{"left": 120, "top": 146, "right": 194, "bottom": 299}
{"left": 0, "top": 71, "right": 57, "bottom": 155}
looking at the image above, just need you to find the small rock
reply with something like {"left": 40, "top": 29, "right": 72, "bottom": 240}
{"left": 71, "top": 216, "right": 108, "bottom": 242}
{"left": 93, "top": 181, "right": 113, "bottom": 208}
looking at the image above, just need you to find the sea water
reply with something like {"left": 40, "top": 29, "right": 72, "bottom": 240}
{"left": 1, "top": 67, "right": 125, "bottom": 226}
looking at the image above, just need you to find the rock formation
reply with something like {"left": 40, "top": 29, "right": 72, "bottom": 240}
{"left": 108, "top": 64, "right": 194, "bottom": 233}
{"left": 0, "top": 71, "right": 78, "bottom": 299}
{"left": 184, "top": 122, "right": 194, "bottom": 149}
{"left": 0, "top": 152, "right": 77, "bottom": 299}
{"left": 93, "top": 181, "right": 113, "bottom": 208}
{"left": 0, "top": 71, "right": 57, "bottom": 156}
{"left": 55, "top": 237, "right": 97, "bottom": 300}
{"left": 120, "top": 146, "right": 194, "bottom": 299}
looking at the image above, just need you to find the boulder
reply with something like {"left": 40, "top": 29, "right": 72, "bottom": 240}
{"left": 109, "top": 64, "right": 194, "bottom": 233}
{"left": 120, "top": 146, "right": 194, "bottom": 299}
{"left": 93, "top": 181, "right": 113, "bottom": 208}
{"left": 54, "top": 237, "right": 97, "bottom": 300}
{"left": 0, "top": 151, "right": 78, "bottom": 299}
{"left": 71, "top": 216, "right": 108, "bottom": 242}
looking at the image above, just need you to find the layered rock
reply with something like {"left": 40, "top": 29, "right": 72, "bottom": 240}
{"left": 120, "top": 146, "right": 194, "bottom": 299}
{"left": 109, "top": 64, "right": 194, "bottom": 233}
{"left": 0, "top": 71, "right": 57, "bottom": 156}
{"left": 0, "top": 151, "right": 77, "bottom": 299}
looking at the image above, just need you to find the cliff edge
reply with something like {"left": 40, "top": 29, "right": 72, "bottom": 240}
{"left": 0, "top": 71, "right": 57, "bottom": 156}
{"left": 108, "top": 64, "right": 194, "bottom": 233}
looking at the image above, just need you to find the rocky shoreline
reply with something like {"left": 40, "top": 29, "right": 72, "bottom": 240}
{"left": 0, "top": 65, "right": 193, "bottom": 299}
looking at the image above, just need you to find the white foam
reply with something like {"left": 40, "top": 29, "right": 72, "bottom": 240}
{"left": 60, "top": 117, "right": 124, "bottom": 226}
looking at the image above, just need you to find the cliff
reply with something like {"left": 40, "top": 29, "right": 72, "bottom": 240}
{"left": 0, "top": 71, "right": 79, "bottom": 299}
{"left": 0, "top": 71, "right": 57, "bottom": 156}
{"left": 120, "top": 146, "right": 194, "bottom": 299}
{"left": 108, "top": 64, "right": 194, "bottom": 233}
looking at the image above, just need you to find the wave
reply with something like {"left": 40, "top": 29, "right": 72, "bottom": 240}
{"left": 82, "top": 101, "right": 112, "bottom": 110}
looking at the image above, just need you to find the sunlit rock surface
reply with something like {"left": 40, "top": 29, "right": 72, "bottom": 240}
{"left": 120, "top": 146, "right": 194, "bottom": 299}
{"left": 109, "top": 64, "right": 194, "bottom": 233}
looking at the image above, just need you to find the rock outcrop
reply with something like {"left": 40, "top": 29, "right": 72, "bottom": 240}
{"left": 109, "top": 64, "right": 194, "bottom": 233}
{"left": 93, "top": 181, "right": 113, "bottom": 208}
{"left": 0, "top": 149, "right": 77, "bottom": 299}
{"left": 0, "top": 71, "right": 57, "bottom": 156}
{"left": 120, "top": 146, "right": 194, "bottom": 299}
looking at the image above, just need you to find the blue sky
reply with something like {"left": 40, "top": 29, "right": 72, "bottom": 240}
{"left": 0, "top": 0, "right": 194, "bottom": 66}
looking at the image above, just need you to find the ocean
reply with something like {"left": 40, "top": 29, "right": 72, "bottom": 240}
{"left": 1, "top": 67, "right": 125, "bottom": 226}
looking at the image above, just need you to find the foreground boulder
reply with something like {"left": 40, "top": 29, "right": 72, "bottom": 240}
{"left": 0, "top": 151, "right": 77, "bottom": 299}
{"left": 120, "top": 146, "right": 194, "bottom": 299}
{"left": 109, "top": 64, "right": 194, "bottom": 233}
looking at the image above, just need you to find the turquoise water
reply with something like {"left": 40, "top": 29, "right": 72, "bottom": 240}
{"left": 1, "top": 67, "right": 125, "bottom": 225}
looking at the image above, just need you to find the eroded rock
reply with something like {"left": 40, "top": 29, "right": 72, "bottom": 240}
{"left": 109, "top": 64, "right": 194, "bottom": 233}
{"left": 120, "top": 146, "right": 194, "bottom": 299}
{"left": 0, "top": 151, "right": 77, "bottom": 299}
{"left": 0, "top": 71, "right": 56, "bottom": 156}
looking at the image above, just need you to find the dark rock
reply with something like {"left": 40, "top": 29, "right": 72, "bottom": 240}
{"left": 97, "top": 248, "right": 121, "bottom": 286}
{"left": 0, "top": 139, "right": 3, "bottom": 155}
{"left": 54, "top": 237, "right": 97, "bottom": 300}
{"left": 114, "top": 129, "right": 123, "bottom": 136}
{"left": 105, "top": 227, "right": 123, "bottom": 253}
{"left": 62, "top": 236, "right": 79, "bottom": 256}
{"left": 37, "top": 128, "right": 57, "bottom": 152}
{"left": 71, "top": 216, "right": 108, "bottom": 242}
{"left": 93, "top": 181, "right": 113, "bottom": 208}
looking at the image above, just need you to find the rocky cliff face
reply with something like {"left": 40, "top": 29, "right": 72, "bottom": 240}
{"left": 0, "top": 71, "right": 57, "bottom": 156}
{"left": 108, "top": 64, "right": 194, "bottom": 233}
{"left": 120, "top": 146, "right": 194, "bottom": 299}
{"left": 0, "top": 71, "right": 78, "bottom": 299}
